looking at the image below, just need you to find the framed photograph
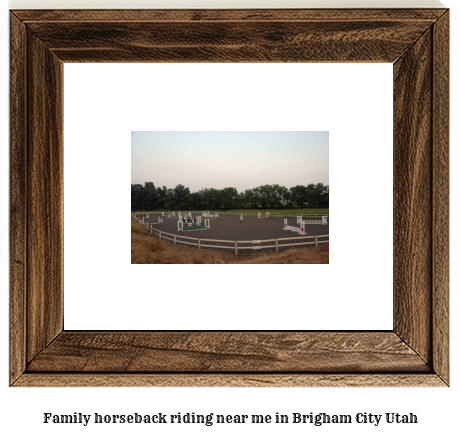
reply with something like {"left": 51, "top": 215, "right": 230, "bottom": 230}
{"left": 129, "top": 130, "right": 330, "bottom": 265}
{"left": 10, "top": 9, "right": 449, "bottom": 387}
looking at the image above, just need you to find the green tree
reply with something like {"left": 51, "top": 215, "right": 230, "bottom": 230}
{"left": 318, "top": 183, "right": 329, "bottom": 208}
{"left": 132, "top": 181, "right": 329, "bottom": 211}
{"left": 275, "top": 185, "right": 288, "bottom": 209}
{"left": 242, "top": 189, "right": 257, "bottom": 209}
{"left": 131, "top": 184, "right": 145, "bottom": 211}
{"left": 156, "top": 186, "right": 168, "bottom": 210}
{"left": 255, "top": 185, "right": 270, "bottom": 209}
{"left": 211, "top": 189, "right": 221, "bottom": 210}
{"left": 173, "top": 184, "right": 190, "bottom": 210}
{"left": 220, "top": 187, "right": 239, "bottom": 210}
{"left": 163, "top": 188, "right": 174, "bottom": 210}
{"left": 290, "top": 185, "right": 308, "bottom": 208}
{"left": 183, "top": 192, "right": 201, "bottom": 210}
{"left": 144, "top": 182, "right": 158, "bottom": 211}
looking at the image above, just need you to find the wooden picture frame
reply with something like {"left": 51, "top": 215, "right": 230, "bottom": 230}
{"left": 10, "top": 9, "right": 449, "bottom": 387}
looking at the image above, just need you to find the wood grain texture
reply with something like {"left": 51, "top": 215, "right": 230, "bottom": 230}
{"left": 14, "top": 9, "right": 446, "bottom": 64}
{"left": 393, "top": 29, "right": 433, "bottom": 364}
{"left": 432, "top": 11, "right": 449, "bottom": 385}
{"left": 9, "top": 9, "right": 449, "bottom": 387}
{"left": 27, "top": 332, "right": 429, "bottom": 373}
{"left": 26, "top": 34, "right": 64, "bottom": 362}
{"left": 27, "top": 20, "right": 432, "bottom": 63}
{"left": 13, "top": 374, "right": 446, "bottom": 388}
{"left": 9, "top": 13, "right": 28, "bottom": 385}
{"left": 12, "top": 9, "right": 447, "bottom": 22}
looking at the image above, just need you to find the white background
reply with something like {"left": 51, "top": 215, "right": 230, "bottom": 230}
{"left": 63, "top": 63, "right": 392, "bottom": 331}
{"left": 0, "top": 1, "right": 459, "bottom": 436}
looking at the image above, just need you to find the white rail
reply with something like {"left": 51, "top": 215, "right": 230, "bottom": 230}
{"left": 133, "top": 215, "right": 328, "bottom": 254}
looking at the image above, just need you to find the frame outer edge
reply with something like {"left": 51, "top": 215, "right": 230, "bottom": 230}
{"left": 9, "top": 8, "right": 448, "bottom": 23}
{"left": 432, "top": 10, "right": 449, "bottom": 386}
{"left": 393, "top": 28, "right": 433, "bottom": 364}
{"left": 26, "top": 33, "right": 65, "bottom": 362}
{"left": 9, "top": 12, "right": 28, "bottom": 386}
{"left": 25, "top": 331, "right": 431, "bottom": 374}
{"left": 8, "top": 9, "right": 449, "bottom": 388}
{"left": 12, "top": 373, "right": 447, "bottom": 388}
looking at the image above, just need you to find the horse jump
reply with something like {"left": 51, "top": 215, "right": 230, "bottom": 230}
{"left": 203, "top": 211, "right": 219, "bottom": 218}
{"left": 297, "top": 215, "right": 328, "bottom": 225}
{"left": 284, "top": 215, "right": 328, "bottom": 234}
{"left": 178, "top": 216, "right": 209, "bottom": 231}
{"left": 283, "top": 218, "right": 305, "bottom": 235}
{"left": 258, "top": 212, "right": 270, "bottom": 218}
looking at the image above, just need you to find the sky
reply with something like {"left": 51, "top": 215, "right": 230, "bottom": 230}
{"left": 131, "top": 131, "right": 329, "bottom": 193}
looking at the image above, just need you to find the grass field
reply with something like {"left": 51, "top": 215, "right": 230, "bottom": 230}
{"left": 219, "top": 208, "right": 329, "bottom": 216}
{"left": 131, "top": 217, "right": 329, "bottom": 264}
{"left": 133, "top": 208, "right": 329, "bottom": 216}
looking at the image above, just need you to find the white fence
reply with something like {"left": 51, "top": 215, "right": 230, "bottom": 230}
{"left": 146, "top": 227, "right": 328, "bottom": 254}
{"left": 132, "top": 213, "right": 329, "bottom": 254}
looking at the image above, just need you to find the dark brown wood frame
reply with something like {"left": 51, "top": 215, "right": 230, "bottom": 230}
{"left": 10, "top": 9, "right": 449, "bottom": 387}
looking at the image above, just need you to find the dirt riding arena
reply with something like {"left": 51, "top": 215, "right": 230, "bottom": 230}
{"left": 135, "top": 213, "right": 329, "bottom": 252}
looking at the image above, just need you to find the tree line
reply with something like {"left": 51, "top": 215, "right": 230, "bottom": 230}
{"left": 132, "top": 182, "right": 329, "bottom": 211}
